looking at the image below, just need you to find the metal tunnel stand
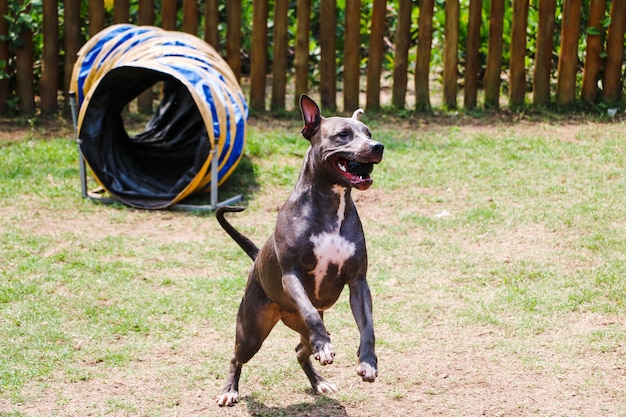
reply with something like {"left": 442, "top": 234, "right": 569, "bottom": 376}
{"left": 69, "top": 91, "right": 242, "bottom": 211}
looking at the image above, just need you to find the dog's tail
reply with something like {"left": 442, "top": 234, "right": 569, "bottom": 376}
{"left": 215, "top": 206, "right": 260, "bottom": 261}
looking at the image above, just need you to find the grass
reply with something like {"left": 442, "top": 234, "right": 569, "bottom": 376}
{"left": 0, "top": 115, "right": 625, "bottom": 416}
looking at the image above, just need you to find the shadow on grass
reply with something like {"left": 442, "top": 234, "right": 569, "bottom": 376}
{"left": 244, "top": 394, "right": 348, "bottom": 417}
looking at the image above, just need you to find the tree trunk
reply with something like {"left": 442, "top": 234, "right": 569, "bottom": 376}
{"left": 392, "top": 0, "right": 412, "bottom": 109}
{"left": 41, "top": 0, "right": 58, "bottom": 114}
{"left": 366, "top": 0, "right": 386, "bottom": 111}
{"left": 250, "top": 0, "right": 269, "bottom": 111}
{"left": 137, "top": 0, "right": 155, "bottom": 114}
{"left": 344, "top": 0, "right": 361, "bottom": 111}
{"left": 182, "top": 0, "right": 198, "bottom": 35}
{"left": 114, "top": 0, "right": 130, "bottom": 24}
{"left": 509, "top": 0, "right": 529, "bottom": 107}
{"left": 581, "top": 0, "right": 606, "bottom": 104}
{"left": 484, "top": 0, "right": 505, "bottom": 109}
{"left": 204, "top": 0, "right": 219, "bottom": 48}
{"left": 443, "top": 0, "right": 459, "bottom": 109}
{"left": 294, "top": 0, "right": 311, "bottom": 108}
{"left": 602, "top": 0, "right": 626, "bottom": 103}
{"left": 161, "top": 0, "right": 177, "bottom": 30}
{"left": 88, "top": 0, "right": 105, "bottom": 37}
{"left": 464, "top": 0, "right": 482, "bottom": 110}
{"left": 16, "top": 2, "right": 34, "bottom": 115}
{"left": 320, "top": 0, "right": 337, "bottom": 110}
{"left": 226, "top": 0, "right": 242, "bottom": 82}
{"left": 64, "top": 0, "right": 81, "bottom": 107}
{"left": 415, "top": 0, "right": 434, "bottom": 112}
{"left": 271, "top": 0, "right": 289, "bottom": 111}
{"left": 533, "top": 0, "right": 556, "bottom": 106}
{"left": 0, "top": 0, "right": 8, "bottom": 114}
{"left": 555, "top": 0, "right": 582, "bottom": 107}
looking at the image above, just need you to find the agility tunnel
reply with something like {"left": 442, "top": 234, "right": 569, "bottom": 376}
{"left": 70, "top": 24, "right": 248, "bottom": 209}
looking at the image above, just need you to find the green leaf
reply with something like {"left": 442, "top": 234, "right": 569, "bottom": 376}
{"left": 586, "top": 26, "right": 601, "bottom": 36}
{"left": 17, "top": 13, "right": 34, "bottom": 26}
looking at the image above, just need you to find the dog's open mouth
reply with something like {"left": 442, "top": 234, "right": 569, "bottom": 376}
{"left": 335, "top": 157, "right": 376, "bottom": 190}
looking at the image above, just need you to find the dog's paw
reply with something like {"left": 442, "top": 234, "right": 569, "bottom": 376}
{"left": 217, "top": 391, "right": 239, "bottom": 407}
{"left": 314, "top": 343, "right": 335, "bottom": 365}
{"left": 315, "top": 378, "right": 339, "bottom": 395}
{"left": 356, "top": 362, "right": 377, "bottom": 382}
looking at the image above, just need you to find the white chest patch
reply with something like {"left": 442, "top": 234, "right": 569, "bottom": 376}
{"left": 309, "top": 185, "right": 355, "bottom": 298}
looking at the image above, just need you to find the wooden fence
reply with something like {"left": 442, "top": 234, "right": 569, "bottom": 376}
{"left": 1, "top": 0, "right": 625, "bottom": 117}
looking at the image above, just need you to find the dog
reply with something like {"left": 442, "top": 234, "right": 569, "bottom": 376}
{"left": 215, "top": 94, "right": 383, "bottom": 406}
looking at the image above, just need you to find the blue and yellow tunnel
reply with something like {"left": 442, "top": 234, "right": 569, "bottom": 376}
{"left": 70, "top": 24, "right": 248, "bottom": 209}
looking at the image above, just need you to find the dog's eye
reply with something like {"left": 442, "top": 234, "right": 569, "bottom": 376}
{"left": 337, "top": 129, "right": 351, "bottom": 138}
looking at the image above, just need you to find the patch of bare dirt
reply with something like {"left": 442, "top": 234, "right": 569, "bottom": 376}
{"left": 0, "top": 116, "right": 74, "bottom": 143}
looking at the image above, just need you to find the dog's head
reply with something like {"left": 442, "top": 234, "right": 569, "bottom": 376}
{"left": 300, "top": 94, "right": 384, "bottom": 191}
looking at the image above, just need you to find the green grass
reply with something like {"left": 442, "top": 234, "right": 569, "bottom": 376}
{"left": 1, "top": 117, "right": 625, "bottom": 416}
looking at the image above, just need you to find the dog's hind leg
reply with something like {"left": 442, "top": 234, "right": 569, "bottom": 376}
{"left": 217, "top": 357, "right": 243, "bottom": 406}
{"left": 217, "top": 277, "right": 281, "bottom": 406}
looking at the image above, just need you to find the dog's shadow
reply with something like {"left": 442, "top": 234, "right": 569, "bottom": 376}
{"left": 244, "top": 394, "right": 349, "bottom": 417}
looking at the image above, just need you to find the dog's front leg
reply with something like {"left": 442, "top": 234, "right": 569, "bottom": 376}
{"left": 349, "top": 277, "right": 378, "bottom": 382}
{"left": 282, "top": 273, "right": 335, "bottom": 364}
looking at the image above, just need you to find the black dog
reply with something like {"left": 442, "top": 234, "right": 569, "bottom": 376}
{"left": 216, "top": 94, "right": 383, "bottom": 406}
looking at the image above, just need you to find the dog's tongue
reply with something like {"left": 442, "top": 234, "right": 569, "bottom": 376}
{"left": 352, "top": 176, "right": 374, "bottom": 190}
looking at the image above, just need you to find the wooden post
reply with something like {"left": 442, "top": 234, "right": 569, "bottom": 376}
{"left": 0, "top": 0, "right": 8, "bottom": 114}
{"left": 484, "top": 0, "right": 505, "bottom": 109}
{"left": 16, "top": 2, "right": 34, "bottom": 115}
{"left": 138, "top": 0, "right": 155, "bottom": 114}
{"left": 64, "top": 0, "right": 80, "bottom": 101}
{"left": 294, "top": 0, "right": 311, "bottom": 108}
{"left": 250, "top": 0, "right": 269, "bottom": 111}
{"left": 320, "top": 0, "right": 337, "bottom": 110}
{"left": 226, "top": 0, "right": 242, "bottom": 82}
{"left": 509, "top": 0, "right": 529, "bottom": 107}
{"left": 204, "top": 0, "right": 219, "bottom": 48}
{"left": 392, "top": 0, "right": 411, "bottom": 109}
{"left": 271, "top": 0, "right": 289, "bottom": 111}
{"left": 114, "top": 0, "right": 130, "bottom": 24}
{"left": 555, "top": 0, "right": 581, "bottom": 107}
{"left": 88, "top": 0, "right": 105, "bottom": 37}
{"left": 464, "top": 0, "right": 482, "bottom": 110}
{"left": 602, "top": 0, "right": 626, "bottom": 103}
{"left": 114, "top": 0, "right": 129, "bottom": 115}
{"left": 182, "top": 0, "right": 198, "bottom": 35}
{"left": 41, "top": 0, "right": 58, "bottom": 114}
{"left": 532, "top": 0, "right": 556, "bottom": 106}
{"left": 366, "top": 0, "right": 386, "bottom": 111}
{"left": 581, "top": 0, "right": 606, "bottom": 104}
{"left": 138, "top": 1, "right": 154, "bottom": 31}
{"left": 162, "top": 0, "right": 177, "bottom": 30}
{"left": 415, "top": 0, "right": 434, "bottom": 112}
{"left": 443, "top": 0, "right": 459, "bottom": 109}
{"left": 344, "top": 0, "right": 361, "bottom": 111}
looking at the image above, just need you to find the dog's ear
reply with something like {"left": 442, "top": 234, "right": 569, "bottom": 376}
{"left": 300, "top": 94, "right": 321, "bottom": 140}
{"left": 352, "top": 108, "right": 364, "bottom": 120}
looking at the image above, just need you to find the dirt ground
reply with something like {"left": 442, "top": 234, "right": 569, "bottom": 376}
{"left": 2, "top": 116, "right": 625, "bottom": 417}
{"left": 6, "top": 197, "right": 624, "bottom": 417}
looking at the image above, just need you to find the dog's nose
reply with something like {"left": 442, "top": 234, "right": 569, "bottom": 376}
{"left": 371, "top": 142, "right": 384, "bottom": 155}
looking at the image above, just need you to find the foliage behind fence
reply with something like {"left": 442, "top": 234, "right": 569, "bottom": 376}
{"left": 1, "top": 0, "right": 625, "bottom": 117}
